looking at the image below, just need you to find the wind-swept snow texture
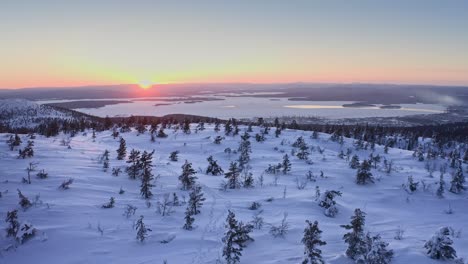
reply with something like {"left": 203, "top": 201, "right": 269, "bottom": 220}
{"left": 0, "top": 125, "right": 466, "bottom": 263}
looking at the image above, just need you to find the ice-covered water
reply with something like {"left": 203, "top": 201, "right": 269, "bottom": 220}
{"left": 38, "top": 96, "right": 446, "bottom": 119}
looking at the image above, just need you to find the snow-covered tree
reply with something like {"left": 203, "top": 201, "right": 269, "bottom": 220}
{"left": 140, "top": 150, "right": 155, "bottom": 199}
{"left": 17, "top": 189, "right": 32, "bottom": 210}
{"left": 135, "top": 215, "right": 151, "bottom": 242}
{"left": 349, "top": 155, "right": 360, "bottom": 169}
{"left": 302, "top": 220, "right": 326, "bottom": 264}
{"left": 222, "top": 210, "right": 254, "bottom": 264}
{"left": 225, "top": 162, "right": 241, "bottom": 189}
{"left": 102, "top": 149, "right": 110, "bottom": 172}
{"left": 282, "top": 154, "right": 291, "bottom": 174}
{"left": 179, "top": 160, "right": 197, "bottom": 190}
{"left": 126, "top": 149, "right": 141, "bottom": 179}
{"left": 318, "top": 190, "right": 342, "bottom": 217}
{"left": 405, "top": 175, "right": 419, "bottom": 193}
{"left": 188, "top": 185, "right": 205, "bottom": 215}
{"left": 449, "top": 165, "right": 465, "bottom": 194}
{"left": 341, "top": 208, "right": 368, "bottom": 260}
{"left": 424, "top": 227, "right": 457, "bottom": 260}
{"left": 437, "top": 174, "right": 445, "bottom": 198}
{"left": 206, "top": 156, "right": 224, "bottom": 175}
{"left": 116, "top": 137, "right": 126, "bottom": 160}
{"left": 356, "top": 160, "right": 374, "bottom": 185}
{"left": 183, "top": 205, "right": 195, "bottom": 230}
{"left": 169, "top": 151, "right": 179, "bottom": 162}
{"left": 157, "top": 128, "right": 168, "bottom": 138}
{"left": 5, "top": 210, "right": 20, "bottom": 238}
{"left": 365, "top": 234, "right": 394, "bottom": 264}
{"left": 238, "top": 137, "right": 251, "bottom": 170}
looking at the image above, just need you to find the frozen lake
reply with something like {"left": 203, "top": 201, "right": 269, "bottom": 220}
{"left": 38, "top": 96, "right": 446, "bottom": 119}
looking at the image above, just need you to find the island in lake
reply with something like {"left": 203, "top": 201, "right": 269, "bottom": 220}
{"left": 46, "top": 100, "right": 132, "bottom": 109}
{"left": 379, "top": 105, "right": 402, "bottom": 109}
{"left": 342, "top": 102, "right": 376, "bottom": 108}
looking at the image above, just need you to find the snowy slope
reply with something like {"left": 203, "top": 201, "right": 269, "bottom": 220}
{"left": 0, "top": 125, "right": 467, "bottom": 264}
{"left": 0, "top": 99, "right": 84, "bottom": 129}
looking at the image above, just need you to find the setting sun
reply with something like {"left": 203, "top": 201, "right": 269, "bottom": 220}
{"left": 138, "top": 80, "right": 153, "bottom": 89}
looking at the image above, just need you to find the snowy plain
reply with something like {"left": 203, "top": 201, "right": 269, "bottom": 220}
{"left": 0, "top": 125, "right": 467, "bottom": 264}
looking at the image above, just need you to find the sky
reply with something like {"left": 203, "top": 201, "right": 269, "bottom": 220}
{"left": 1, "top": 0, "right": 468, "bottom": 89}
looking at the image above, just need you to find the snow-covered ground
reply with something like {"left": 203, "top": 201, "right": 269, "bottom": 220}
{"left": 0, "top": 125, "right": 466, "bottom": 263}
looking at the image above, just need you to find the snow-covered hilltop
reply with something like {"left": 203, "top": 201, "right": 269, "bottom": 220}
{"left": 0, "top": 99, "right": 94, "bottom": 130}
{"left": 0, "top": 123, "right": 466, "bottom": 264}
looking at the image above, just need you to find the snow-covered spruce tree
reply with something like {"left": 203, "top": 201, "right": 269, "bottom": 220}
{"left": 225, "top": 162, "right": 241, "bottom": 189}
{"left": 182, "top": 119, "right": 191, "bottom": 134}
{"left": 436, "top": 174, "right": 445, "bottom": 198}
{"left": 169, "top": 151, "right": 179, "bottom": 162}
{"left": 275, "top": 127, "right": 281, "bottom": 137}
{"left": 102, "top": 197, "right": 115, "bottom": 208}
{"left": 356, "top": 160, "right": 374, "bottom": 185}
{"left": 102, "top": 149, "right": 110, "bottom": 172}
{"left": 157, "top": 128, "right": 168, "bottom": 138}
{"left": 179, "top": 160, "right": 198, "bottom": 190}
{"left": 18, "top": 140, "right": 34, "bottom": 159}
{"left": 183, "top": 205, "right": 195, "bottom": 230}
{"left": 242, "top": 171, "right": 254, "bottom": 188}
{"left": 349, "top": 155, "right": 360, "bottom": 169}
{"left": 17, "top": 189, "right": 32, "bottom": 210}
{"left": 8, "top": 134, "right": 22, "bottom": 151}
{"left": 116, "top": 137, "right": 126, "bottom": 160}
{"left": 341, "top": 208, "right": 368, "bottom": 260}
{"left": 237, "top": 136, "right": 251, "bottom": 171}
{"left": 222, "top": 210, "right": 254, "bottom": 264}
{"left": 140, "top": 150, "right": 155, "bottom": 199}
{"left": 214, "top": 121, "right": 221, "bottom": 132}
{"left": 318, "top": 190, "right": 342, "bottom": 217}
{"left": 301, "top": 220, "right": 326, "bottom": 264}
{"left": 126, "top": 149, "right": 141, "bottom": 179}
{"left": 365, "top": 234, "right": 394, "bottom": 264}
{"left": 188, "top": 185, "right": 205, "bottom": 215}
{"left": 214, "top": 135, "right": 223, "bottom": 144}
{"left": 297, "top": 143, "right": 310, "bottom": 160}
{"left": 5, "top": 210, "right": 20, "bottom": 238}
{"left": 206, "top": 155, "right": 224, "bottom": 175}
{"left": 405, "top": 175, "right": 419, "bottom": 193}
{"left": 224, "top": 119, "right": 233, "bottom": 136}
{"left": 424, "top": 226, "right": 457, "bottom": 260}
{"left": 282, "top": 154, "right": 291, "bottom": 174}
{"left": 135, "top": 215, "right": 151, "bottom": 242}
{"left": 449, "top": 165, "right": 465, "bottom": 194}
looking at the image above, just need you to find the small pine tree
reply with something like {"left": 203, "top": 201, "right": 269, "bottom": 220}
{"left": 183, "top": 205, "right": 195, "bottom": 230}
{"left": 179, "top": 160, "right": 197, "bottom": 190}
{"left": 183, "top": 119, "right": 191, "bottom": 134}
{"left": 157, "top": 128, "right": 168, "bottom": 138}
{"left": 242, "top": 171, "right": 254, "bottom": 188}
{"left": 17, "top": 189, "right": 32, "bottom": 209}
{"left": 188, "top": 185, "right": 205, "bottom": 215}
{"left": 102, "top": 197, "right": 115, "bottom": 208}
{"left": 437, "top": 174, "right": 445, "bottom": 198}
{"left": 282, "top": 154, "right": 291, "bottom": 174}
{"left": 301, "top": 220, "right": 326, "bottom": 264}
{"left": 102, "top": 150, "right": 110, "bottom": 172}
{"left": 206, "top": 156, "right": 224, "bottom": 175}
{"left": 169, "top": 151, "right": 179, "bottom": 162}
{"left": 424, "top": 227, "right": 457, "bottom": 260}
{"left": 449, "top": 166, "right": 465, "bottom": 194}
{"left": 341, "top": 208, "right": 368, "bottom": 260}
{"left": 5, "top": 210, "right": 20, "bottom": 238}
{"left": 135, "top": 215, "right": 151, "bottom": 242}
{"left": 222, "top": 210, "right": 254, "bottom": 264}
{"left": 126, "top": 149, "right": 141, "bottom": 179}
{"left": 365, "top": 234, "right": 394, "bottom": 264}
{"left": 349, "top": 155, "right": 360, "bottom": 169}
{"left": 116, "top": 137, "right": 126, "bottom": 160}
{"left": 140, "top": 150, "right": 155, "bottom": 199}
{"left": 225, "top": 162, "right": 241, "bottom": 189}
{"left": 356, "top": 160, "right": 374, "bottom": 185}
{"left": 405, "top": 175, "right": 419, "bottom": 193}
{"left": 318, "top": 190, "right": 342, "bottom": 217}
